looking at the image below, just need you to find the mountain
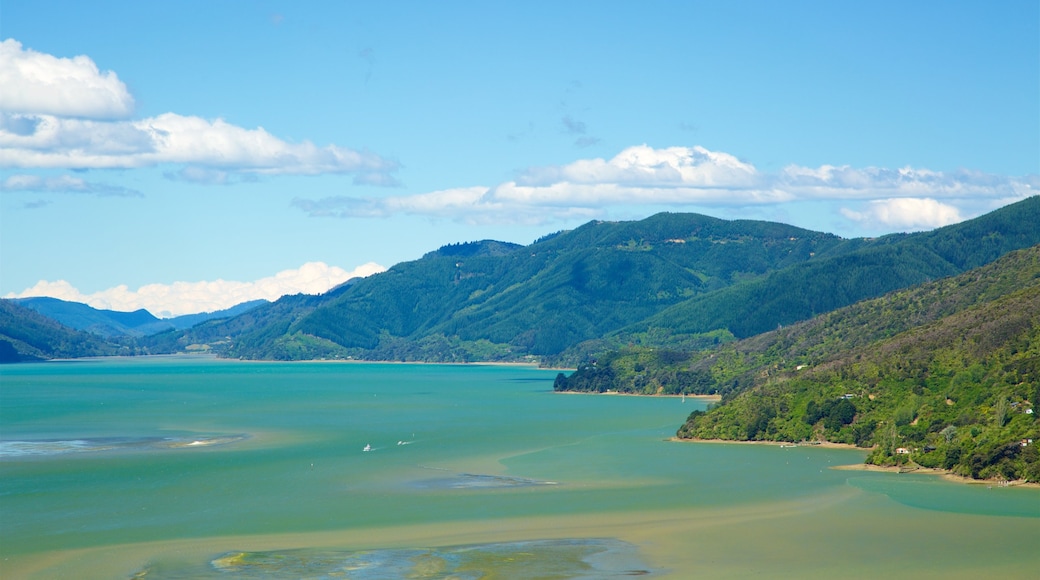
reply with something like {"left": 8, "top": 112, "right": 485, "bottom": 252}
{"left": 151, "top": 215, "right": 859, "bottom": 360}
{"left": 141, "top": 293, "right": 335, "bottom": 358}
{"left": 555, "top": 243, "right": 1040, "bottom": 394}
{"left": 161, "top": 300, "right": 270, "bottom": 330}
{"left": 12, "top": 297, "right": 168, "bottom": 338}
{"left": 152, "top": 196, "right": 1040, "bottom": 363}
{"left": 555, "top": 245, "right": 1039, "bottom": 481}
{"left": 664, "top": 245, "right": 1038, "bottom": 482}
{"left": 12, "top": 297, "right": 268, "bottom": 338}
{"left": 585, "top": 195, "right": 1040, "bottom": 352}
{"left": 0, "top": 300, "right": 129, "bottom": 362}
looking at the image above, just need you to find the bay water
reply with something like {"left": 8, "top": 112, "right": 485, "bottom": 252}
{"left": 1, "top": 357, "right": 1036, "bottom": 578}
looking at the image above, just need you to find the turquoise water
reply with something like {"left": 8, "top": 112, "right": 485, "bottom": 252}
{"left": 1, "top": 357, "right": 1037, "bottom": 578}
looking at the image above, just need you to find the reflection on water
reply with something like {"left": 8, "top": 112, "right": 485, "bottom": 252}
{"left": 0, "top": 435, "right": 248, "bottom": 458}
{"left": 134, "top": 539, "right": 655, "bottom": 580}
{"left": 412, "top": 466, "right": 559, "bottom": 490}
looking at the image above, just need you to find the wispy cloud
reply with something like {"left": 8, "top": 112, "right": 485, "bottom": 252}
{"left": 359, "top": 47, "right": 375, "bottom": 83}
{"left": 4, "top": 262, "right": 387, "bottom": 318}
{"left": 22, "top": 199, "right": 51, "bottom": 209}
{"left": 560, "top": 115, "right": 601, "bottom": 148}
{"left": 1, "top": 173, "right": 143, "bottom": 197}
{"left": 561, "top": 115, "right": 587, "bottom": 135}
{"left": 291, "top": 187, "right": 600, "bottom": 224}
{"left": 0, "top": 40, "right": 400, "bottom": 185}
{"left": 0, "top": 112, "right": 401, "bottom": 182}
{"left": 292, "top": 144, "right": 1037, "bottom": 229}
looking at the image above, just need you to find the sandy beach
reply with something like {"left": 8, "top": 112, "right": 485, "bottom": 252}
{"left": 669, "top": 437, "right": 861, "bottom": 450}
{"left": 673, "top": 438, "right": 1040, "bottom": 488}
{"left": 557, "top": 391, "right": 722, "bottom": 401}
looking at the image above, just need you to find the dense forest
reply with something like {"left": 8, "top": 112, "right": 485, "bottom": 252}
{"left": 555, "top": 246, "right": 1040, "bottom": 482}
{"left": 144, "top": 196, "right": 1040, "bottom": 363}
{"left": 5, "top": 197, "right": 1039, "bottom": 368}
{"left": 0, "top": 300, "right": 132, "bottom": 361}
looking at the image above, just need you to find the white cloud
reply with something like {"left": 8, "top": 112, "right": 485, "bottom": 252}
{"left": 0, "top": 40, "right": 399, "bottom": 184}
{"left": 0, "top": 112, "right": 400, "bottom": 181}
{"left": 4, "top": 262, "right": 387, "bottom": 318}
{"left": 1, "top": 173, "right": 142, "bottom": 197}
{"left": 840, "top": 198, "right": 964, "bottom": 231}
{"left": 292, "top": 187, "right": 601, "bottom": 224}
{"left": 0, "top": 39, "right": 134, "bottom": 118}
{"left": 292, "top": 145, "right": 1036, "bottom": 225}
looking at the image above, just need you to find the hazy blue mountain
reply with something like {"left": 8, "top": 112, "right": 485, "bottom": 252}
{"left": 163, "top": 299, "right": 269, "bottom": 330}
{"left": 0, "top": 300, "right": 127, "bottom": 362}
{"left": 12, "top": 297, "right": 268, "bottom": 338}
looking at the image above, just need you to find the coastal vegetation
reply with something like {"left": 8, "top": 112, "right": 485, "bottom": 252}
{"left": 555, "top": 245, "right": 1040, "bottom": 482}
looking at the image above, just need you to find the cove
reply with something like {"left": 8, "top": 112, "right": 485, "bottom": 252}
{"left": 1, "top": 357, "right": 1036, "bottom": 578}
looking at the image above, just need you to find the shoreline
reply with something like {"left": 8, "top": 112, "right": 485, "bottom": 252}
{"left": 669, "top": 437, "right": 862, "bottom": 450}
{"left": 673, "top": 438, "right": 1039, "bottom": 489}
{"left": 556, "top": 391, "right": 722, "bottom": 401}
{"left": 832, "top": 463, "right": 1040, "bottom": 489}
{"left": 32, "top": 354, "right": 567, "bottom": 370}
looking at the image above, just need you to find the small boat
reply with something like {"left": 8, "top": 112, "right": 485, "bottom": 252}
{"left": 363, "top": 444, "right": 371, "bottom": 452}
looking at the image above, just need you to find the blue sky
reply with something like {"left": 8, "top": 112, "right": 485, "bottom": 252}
{"left": 1, "top": 1, "right": 1037, "bottom": 316}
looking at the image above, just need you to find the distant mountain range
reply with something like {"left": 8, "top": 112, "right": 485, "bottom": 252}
{"left": 146, "top": 196, "right": 1040, "bottom": 364}
{"left": 0, "top": 298, "right": 267, "bottom": 362}
{"left": 0, "top": 300, "right": 128, "bottom": 362}
{"left": 3, "top": 196, "right": 1038, "bottom": 366}
{"left": 11, "top": 297, "right": 268, "bottom": 337}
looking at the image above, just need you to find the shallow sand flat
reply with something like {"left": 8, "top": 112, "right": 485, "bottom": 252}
{"left": 7, "top": 484, "right": 1037, "bottom": 579}
{"left": 0, "top": 495, "right": 846, "bottom": 579}
{"left": 3, "top": 360, "right": 1036, "bottom": 579}
{"left": 832, "top": 463, "right": 1040, "bottom": 488}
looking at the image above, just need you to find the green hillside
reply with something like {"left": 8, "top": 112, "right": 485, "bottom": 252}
{"left": 667, "top": 246, "right": 1040, "bottom": 482}
{"left": 13, "top": 297, "right": 168, "bottom": 338}
{"left": 201, "top": 214, "right": 851, "bottom": 360}
{"left": 150, "top": 197, "right": 1040, "bottom": 363}
{"left": 0, "top": 300, "right": 129, "bottom": 362}
{"left": 614, "top": 195, "right": 1040, "bottom": 343}
{"left": 142, "top": 292, "right": 334, "bottom": 358}
{"left": 556, "top": 242, "right": 1040, "bottom": 396}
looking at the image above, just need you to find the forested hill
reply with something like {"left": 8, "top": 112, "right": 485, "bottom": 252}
{"left": 554, "top": 243, "right": 1040, "bottom": 394}
{"left": 670, "top": 245, "right": 1040, "bottom": 482}
{"left": 606, "top": 194, "right": 1040, "bottom": 344}
{"left": 0, "top": 300, "right": 129, "bottom": 362}
{"left": 148, "top": 214, "right": 854, "bottom": 360}
{"left": 146, "top": 196, "right": 1040, "bottom": 362}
